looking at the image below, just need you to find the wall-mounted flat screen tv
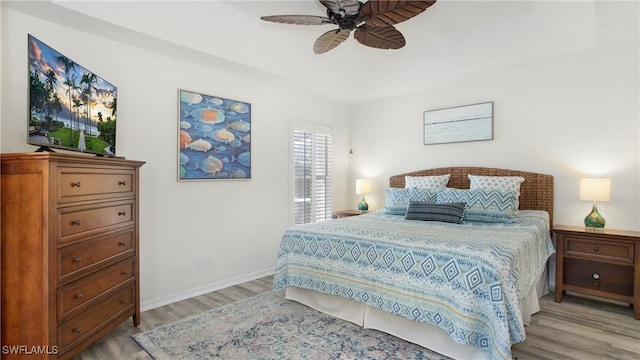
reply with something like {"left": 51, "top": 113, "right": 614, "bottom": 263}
{"left": 28, "top": 34, "right": 117, "bottom": 156}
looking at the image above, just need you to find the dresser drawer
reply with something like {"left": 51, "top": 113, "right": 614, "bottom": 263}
{"left": 58, "top": 167, "right": 135, "bottom": 203}
{"left": 58, "top": 260, "right": 135, "bottom": 321}
{"left": 564, "top": 236, "right": 634, "bottom": 264}
{"left": 564, "top": 258, "right": 634, "bottom": 297}
{"left": 58, "top": 229, "right": 135, "bottom": 282}
{"left": 58, "top": 285, "right": 134, "bottom": 350}
{"left": 58, "top": 200, "right": 134, "bottom": 243}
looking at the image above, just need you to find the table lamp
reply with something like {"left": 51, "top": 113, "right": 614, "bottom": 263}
{"left": 579, "top": 178, "right": 611, "bottom": 228}
{"left": 355, "top": 179, "right": 371, "bottom": 211}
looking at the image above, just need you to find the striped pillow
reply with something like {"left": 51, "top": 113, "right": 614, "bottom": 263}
{"left": 405, "top": 202, "right": 466, "bottom": 224}
{"left": 436, "top": 187, "right": 518, "bottom": 222}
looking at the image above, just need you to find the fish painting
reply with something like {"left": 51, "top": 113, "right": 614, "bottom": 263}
{"left": 185, "top": 138, "right": 213, "bottom": 152}
{"left": 180, "top": 92, "right": 202, "bottom": 105}
{"left": 178, "top": 90, "right": 251, "bottom": 180}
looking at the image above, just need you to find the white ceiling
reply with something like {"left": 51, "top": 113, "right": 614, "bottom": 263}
{"left": 4, "top": 0, "right": 598, "bottom": 105}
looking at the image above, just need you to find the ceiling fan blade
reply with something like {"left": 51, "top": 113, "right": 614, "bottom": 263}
{"left": 260, "top": 15, "right": 333, "bottom": 25}
{"left": 313, "top": 29, "right": 351, "bottom": 54}
{"left": 361, "top": 0, "right": 436, "bottom": 27}
{"left": 320, "top": 0, "right": 361, "bottom": 16}
{"left": 354, "top": 25, "right": 406, "bottom": 50}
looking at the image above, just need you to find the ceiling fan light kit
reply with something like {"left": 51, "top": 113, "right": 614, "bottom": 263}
{"left": 261, "top": 0, "right": 437, "bottom": 54}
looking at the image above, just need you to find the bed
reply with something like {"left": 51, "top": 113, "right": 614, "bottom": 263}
{"left": 274, "top": 167, "right": 555, "bottom": 360}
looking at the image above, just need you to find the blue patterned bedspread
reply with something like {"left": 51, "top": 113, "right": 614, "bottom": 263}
{"left": 274, "top": 210, "right": 554, "bottom": 360}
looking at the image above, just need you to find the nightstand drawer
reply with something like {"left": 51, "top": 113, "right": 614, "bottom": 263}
{"left": 564, "top": 258, "right": 634, "bottom": 297}
{"left": 564, "top": 236, "right": 634, "bottom": 264}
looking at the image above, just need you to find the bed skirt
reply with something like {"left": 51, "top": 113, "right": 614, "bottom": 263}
{"left": 285, "top": 266, "right": 549, "bottom": 360}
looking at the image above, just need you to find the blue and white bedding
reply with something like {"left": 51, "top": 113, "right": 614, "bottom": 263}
{"left": 274, "top": 210, "right": 555, "bottom": 360}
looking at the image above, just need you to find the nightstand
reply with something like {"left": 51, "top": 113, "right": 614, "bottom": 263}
{"left": 553, "top": 225, "right": 640, "bottom": 319}
{"left": 334, "top": 210, "right": 367, "bottom": 218}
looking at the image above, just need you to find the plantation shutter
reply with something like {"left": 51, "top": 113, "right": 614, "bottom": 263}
{"left": 292, "top": 124, "right": 333, "bottom": 225}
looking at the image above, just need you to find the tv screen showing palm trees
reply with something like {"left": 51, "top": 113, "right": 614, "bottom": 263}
{"left": 28, "top": 34, "right": 117, "bottom": 156}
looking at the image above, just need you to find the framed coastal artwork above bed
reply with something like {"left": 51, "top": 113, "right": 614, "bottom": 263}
{"left": 178, "top": 89, "right": 251, "bottom": 181}
{"left": 423, "top": 101, "right": 493, "bottom": 145}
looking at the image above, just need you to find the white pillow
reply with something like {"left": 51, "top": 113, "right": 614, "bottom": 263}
{"left": 405, "top": 174, "right": 450, "bottom": 189}
{"left": 468, "top": 175, "right": 525, "bottom": 210}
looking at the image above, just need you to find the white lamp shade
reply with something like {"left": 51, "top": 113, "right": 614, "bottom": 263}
{"left": 355, "top": 179, "right": 372, "bottom": 195}
{"left": 579, "top": 178, "right": 611, "bottom": 202}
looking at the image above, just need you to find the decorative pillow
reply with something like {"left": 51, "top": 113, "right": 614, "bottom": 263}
{"left": 405, "top": 174, "right": 451, "bottom": 189}
{"left": 405, "top": 201, "right": 466, "bottom": 224}
{"left": 468, "top": 175, "right": 525, "bottom": 210}
{"left": 436, "top": 187, "right": 518, "bottom": 222}
{"left": 383, "top": 188, "right": 437, "bottom": 215}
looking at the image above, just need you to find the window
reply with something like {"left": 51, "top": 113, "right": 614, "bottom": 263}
{"left": 291, "top": 124, "right": 333, "bottom": 225}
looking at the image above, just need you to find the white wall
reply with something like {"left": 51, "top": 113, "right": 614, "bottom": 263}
{"left": 0, "top": 9, "right": 350, "bottom": 309}
{"left": 349, "top": 1, "right": 639, "bottom": 231}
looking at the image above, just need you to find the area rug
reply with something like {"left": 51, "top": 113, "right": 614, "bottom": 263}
{"left": 132, "top": 291, "right": 451, "bottom": 359}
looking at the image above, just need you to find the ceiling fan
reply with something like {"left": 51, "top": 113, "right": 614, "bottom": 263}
{"left": 260, "top": 0, "right": 437, "bottom": 54}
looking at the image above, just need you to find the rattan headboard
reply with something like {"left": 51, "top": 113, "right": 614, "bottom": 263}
{"left": 389, "top": 167, "right": 554, "bottom": 226}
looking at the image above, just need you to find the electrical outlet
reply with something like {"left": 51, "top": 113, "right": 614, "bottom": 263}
{"left": 206, "top": 255, "right": 214, "bottom": 267}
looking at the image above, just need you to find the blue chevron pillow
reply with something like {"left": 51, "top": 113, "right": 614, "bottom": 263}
{"left": 384, "top": 188, "right": 437, "bottom": 215}
{"left": 436, "top": 187, "right": 518, "bottom": 222}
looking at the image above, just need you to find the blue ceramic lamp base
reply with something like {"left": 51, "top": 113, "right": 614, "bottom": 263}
{"left": 358, "top": 197, "right": 369, "bottom": 211}
{"left": 584, "top": 203, "right": 605, "bottom": 228}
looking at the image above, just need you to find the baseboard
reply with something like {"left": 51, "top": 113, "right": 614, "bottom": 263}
{"left": 140, "top": 267, "right": 276, "bottom": 311}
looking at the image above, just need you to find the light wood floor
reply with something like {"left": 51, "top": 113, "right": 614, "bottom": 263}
{"left": 73, "top": 275, "right": 640, "bottom": 360}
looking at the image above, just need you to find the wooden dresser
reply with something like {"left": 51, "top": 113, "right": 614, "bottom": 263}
{"left": 1, "top": 152, "right": 144, "bottom": 359}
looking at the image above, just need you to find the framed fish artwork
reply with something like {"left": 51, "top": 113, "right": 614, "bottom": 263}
{"left": 178, "top": 89, "right": 251, "bottom": 180}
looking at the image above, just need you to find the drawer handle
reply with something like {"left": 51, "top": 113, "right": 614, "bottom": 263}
{"left": 592, "top": 272, "right": 601, "bottom": 280}
{"left": 74, "top": 292, "right": 84, "bottom": 299}
{"left": 119, "top": 180, "right": 127, "bottom": 186}
{"left": 118, "top": 241, "right": 127, "bottom": 247}
{"left": 73, "top": 257, "right": 82, "bottom": 263}
{"left": 593, "top": 246, "right": 599, "bottom": 252}
{"left": 73, "top": 328, "right": 82, "bottom": 334}
{"left": 118, "top": 211, "right": 127, "bottom": 216}
{"left": 71, "top": 181, "right": 81, "bottom": 188}
{"left": 120, "top": 299, "right": 128, "bottom": 305}
{"left": 72, "top": 219, "right": 81, "bottom": 226}
{"left": 121, "top": 271, "right": 130, "bottom": 276}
